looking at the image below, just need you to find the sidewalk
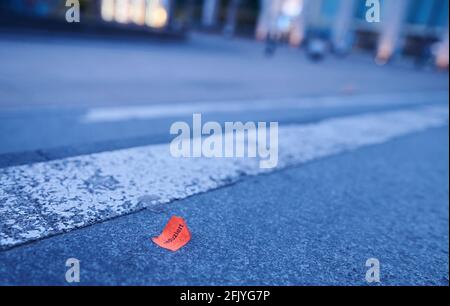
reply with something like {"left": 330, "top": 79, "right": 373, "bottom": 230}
{"left": 0, "top": 32, "right": 448, "bottom": 110}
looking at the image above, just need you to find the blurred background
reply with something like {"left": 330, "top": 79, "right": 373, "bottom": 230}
{"left": 0, "top": 0, "right": 448, "bottom": 159}
{"left": 0, "top": 0, "right": 448, "bottom": 66}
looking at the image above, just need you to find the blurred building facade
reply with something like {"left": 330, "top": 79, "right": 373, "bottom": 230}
{"left": 251, "top": 0, "right": 448, "bottom": 66}
{"left": 1, "top": 0, "right": 448, "bottom": 67}
{"left": 194, "top": 0, "right": 448, "bottom": 67}
{"left": 0, "top": 0, "right": 181, "bottom": 29}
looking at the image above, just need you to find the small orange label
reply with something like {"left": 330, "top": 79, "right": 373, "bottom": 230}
{"left": 152, "top": 216, "right": 191, "bottom": 251}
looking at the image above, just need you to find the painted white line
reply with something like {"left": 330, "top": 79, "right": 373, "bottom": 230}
{"left": 1, "top": 105, "right": 448, "bottom": 249}
{"left": 81, "top": 91, "right": 448, "bottom": 123}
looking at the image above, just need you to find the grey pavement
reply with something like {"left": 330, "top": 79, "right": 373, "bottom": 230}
{"left": 0, "top": 32, "right": 448, "bottom": 109}
{"left": 0, "top": 127, "right": 448, "bottom": 285}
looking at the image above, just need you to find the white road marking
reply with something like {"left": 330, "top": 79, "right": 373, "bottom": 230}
{"left": 82, "top": 91, "right": 448, "bottom": 123}
{"left": 1, "top": 105, "right": 448, "bottom": 249}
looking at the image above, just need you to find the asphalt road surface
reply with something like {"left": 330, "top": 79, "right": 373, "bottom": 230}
{"left": 0, "top": 32, "right": 448, "bottom": 285}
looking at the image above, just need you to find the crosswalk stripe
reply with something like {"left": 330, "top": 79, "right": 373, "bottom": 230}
{"left": 81, "top": 91, "right": 448, "bottom": 123}
{"left": 1, "top": 105, "right": 448, "bottom": 249}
